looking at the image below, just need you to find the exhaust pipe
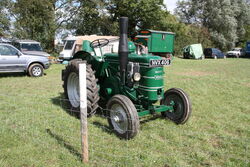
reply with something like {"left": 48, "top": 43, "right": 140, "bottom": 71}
{"left": 118, "top": 17, "right": 129, "bottom": 85}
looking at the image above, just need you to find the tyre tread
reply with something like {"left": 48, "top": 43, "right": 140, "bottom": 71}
{"left": 63, "top": 59, "right": 99, "bottom": 116}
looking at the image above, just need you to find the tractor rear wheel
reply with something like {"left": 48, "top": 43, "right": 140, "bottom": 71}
{"left": 107, "top": 95, "right": 139, "bottom": 139}
{"left": 63, "top": 59, "right": 99, "bottom": 116}
{"left": 161, "top": 88, "right": 192, "bottom": 124}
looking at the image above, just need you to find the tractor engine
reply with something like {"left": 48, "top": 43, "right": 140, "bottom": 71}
{"left": 104, "top": 45, "right": 166, "bottom": 105}
{"left": 102, "top": 17, "right": 167, "bottom": 105}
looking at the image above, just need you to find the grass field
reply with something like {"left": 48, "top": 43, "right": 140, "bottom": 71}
{"left": 0, "top": 58, "right": 249, "bottom": 167}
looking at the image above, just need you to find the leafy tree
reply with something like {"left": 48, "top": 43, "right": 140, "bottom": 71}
{"left": 52, "top": 0, "right": 82, "bottom": 36}
{"left": 67, "top": 0, "right": 169, "bottom": 37}
{"left": 104, "top": 0, "right": 167, "bottom": 37}
{"left": 12, "top": 0, "right": 56, "bottom": 51}
{"left": 67, "top": 0, "right": 118, "bottom": 35}
{"left": 12, "top": 0, "right": 82, "bottom": 51}
{"left": 238, "top": 24, "right": 250, "bottom": 48}
{"left": 101, "top": 0, "right": 214, "bottom": 54}
{"left": 175, "top": 0, "right": 250, "bottom": 51}
{"left": 145, "top": 9, "right": 213, "bottom": 55}
{"left": 0, "top": 0, "right": 12, "bottom": 36}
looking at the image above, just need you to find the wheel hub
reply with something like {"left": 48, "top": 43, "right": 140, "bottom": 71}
{"left": 113, "top": 115, "right": 122, "bottom": 123}
{"left": 67, "top": 72, "right": 80, "bottom": 108}
{"left": 32, "top": 67, "right": 41, "bottom": 76}
{"left": 110, "top": 104, "right": 128, "bottom": 134}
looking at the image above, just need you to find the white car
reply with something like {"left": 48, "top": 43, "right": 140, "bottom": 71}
{"left": 226, "top": 48, "right": 244, "bottom": 58}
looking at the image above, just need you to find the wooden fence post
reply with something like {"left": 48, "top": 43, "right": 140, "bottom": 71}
{"left": 79, "top": 63, "right": 89, "bottom": 163}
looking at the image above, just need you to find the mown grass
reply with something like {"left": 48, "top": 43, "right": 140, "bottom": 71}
{"left": 0, "top": 58, "right": 249, "bottom": 167}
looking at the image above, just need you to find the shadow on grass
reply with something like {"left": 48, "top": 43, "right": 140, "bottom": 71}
{"left": 46, "top": 129, "right": 82, "bottom": 161}
{"left": 0, "top": 72, "right": 48, "bottom": 77}
{"left": 140, "top": 114, "right": 162, "bottom": 125}
{"left": 239, "top": 56, "right": 250, "bottom": 59}
{"left": 0, "top": 72, "right": 26, "bottom": 77}
{"left": 92, "top": 120, "right": 113, "bottom": 135}
{"left": 50, "top": 93, "right": 80, "bottom": 119}
{"left": 92, "top": 114, "right": 164, "bottom": 136}
{"left": 50, "top": 94, "right": 165, "bottom": 139}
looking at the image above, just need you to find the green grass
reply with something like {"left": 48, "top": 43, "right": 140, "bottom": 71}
{"left": 0, "top": 58, "right": 249, "bottom": 167}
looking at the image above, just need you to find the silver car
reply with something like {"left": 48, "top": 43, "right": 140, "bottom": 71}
{"left": 0, "top": 43, "right": 50, "bottom": 77}
{"left": 12, "top": 40, "right": 50, "bottom": 58}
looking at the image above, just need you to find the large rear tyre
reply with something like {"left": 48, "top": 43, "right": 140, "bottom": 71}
{"left": 107, "top": 95, "right": 139, "bottom": 140}
{"left": 62, "top": 59, "right": 99, "bottom": 116}
{"left": 160, "top": 88, "right": 192, "bottom": 124}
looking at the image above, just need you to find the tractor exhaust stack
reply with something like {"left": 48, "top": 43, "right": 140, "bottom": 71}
{"left": 118, "top": 17, "right": 129, "bottom": 85}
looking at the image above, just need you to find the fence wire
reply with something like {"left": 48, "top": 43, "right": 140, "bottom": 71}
{"left": 0, "top": 93, "right": 249, "bottom": 167}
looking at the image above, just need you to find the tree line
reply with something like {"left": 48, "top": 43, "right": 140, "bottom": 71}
{"left": 0, "top": 0, "right": 249, "bottom": 54}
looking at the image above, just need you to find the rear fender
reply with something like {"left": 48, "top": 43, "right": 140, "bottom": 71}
{"left": 71, "top": 51, "right": 108, "bottom": 78}
{"left": 72, "top": 51, "right": 93, "bottom": 63}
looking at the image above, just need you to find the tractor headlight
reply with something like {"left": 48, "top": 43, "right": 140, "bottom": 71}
{"left": 133, "top": 72, "right": 141, "bottom": 81}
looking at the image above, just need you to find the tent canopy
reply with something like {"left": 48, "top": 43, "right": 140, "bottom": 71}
{"left": 183, "top": 43, "right": 204, "bottom": 59}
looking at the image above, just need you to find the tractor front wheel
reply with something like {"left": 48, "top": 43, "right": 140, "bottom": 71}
{"left": 161, "top": 88, "right": 192, "bottom": 124}
{"left": 107, "top": 95, "right": 139, "bottom": 139}
{"left": 63, "top": 59, "right": 99, "bottom": 116}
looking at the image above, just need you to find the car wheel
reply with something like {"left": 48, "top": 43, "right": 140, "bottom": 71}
{"left": 213, "top": 55, "right": 217, "bottom": 59}
{"left": 28, "top": 63, "right": 44, "bottom": 77}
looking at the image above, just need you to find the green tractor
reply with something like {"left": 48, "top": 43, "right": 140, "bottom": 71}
{"left": 62, "top": 17, "right": 191, "bottom": 139}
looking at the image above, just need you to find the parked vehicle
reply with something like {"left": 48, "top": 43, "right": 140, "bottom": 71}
{"left": 182, "top": 43, "right": 204, "bottom": 59}
{"left": 0, "top": 37, "right": 11, "bottom": 43}
{"left": 246, "top": 41, "right": 250, "bottom": 57}
{"left": 12, "top": 40, "right": 50, "bottom": 58}
{"left": 0, "top": 43, "right": 50, "bottom": 77}
{"left": 59, "top": 35, "right": 119, "bottom": 61}
{"left": 58, "top": 36, "right": 77, "bottom": 61}
{"left": 134, "top": 29, "right": 175, "bottom": 57}
{"left": 204, "top": 48, "right": 225, "bottom": 59}
{"left": 226, "top": 48, "right": 244, "bottom": 58}
{"left": 62, "top": 17, "right": 191, "bottom": 139}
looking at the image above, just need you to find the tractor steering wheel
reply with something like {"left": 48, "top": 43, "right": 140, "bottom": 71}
{"left": 90, "top": 38, "right": 109, "bottom": 48}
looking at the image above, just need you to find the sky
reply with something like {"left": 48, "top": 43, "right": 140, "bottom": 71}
{"left": 164, "top": 0, "right": 178, "bottom": 14}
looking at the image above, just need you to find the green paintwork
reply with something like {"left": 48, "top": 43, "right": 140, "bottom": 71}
{"left": 135, "top": 30, "right": 175, "bottom": 55}
{"left": 128, "top": 41, "right": 136, "bottom": 53}
{"left": 100, "top": 76, "right": 121, "bottom": 99}
{"left": 138, "top": 105, "right": 173, "bottom": 117}
{"left": 105, "top": 52, "right": 164, "bottom": 103}
{"left": 82, "top": 40, "right": 94, "bottom": 53}
{"left": 105, "top": 88, "right": 113, "bottom": 95}
{"left": 72, "top": 39, "right": 174, "bottom": 117}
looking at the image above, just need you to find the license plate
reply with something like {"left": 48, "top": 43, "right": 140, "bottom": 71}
{"left": 149, "top": 59, "right": 171, "bottom": 67}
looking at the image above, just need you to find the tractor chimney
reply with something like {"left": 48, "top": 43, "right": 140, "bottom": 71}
{"left": 118, "top": 17, "right": 129, "bottom": 85}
